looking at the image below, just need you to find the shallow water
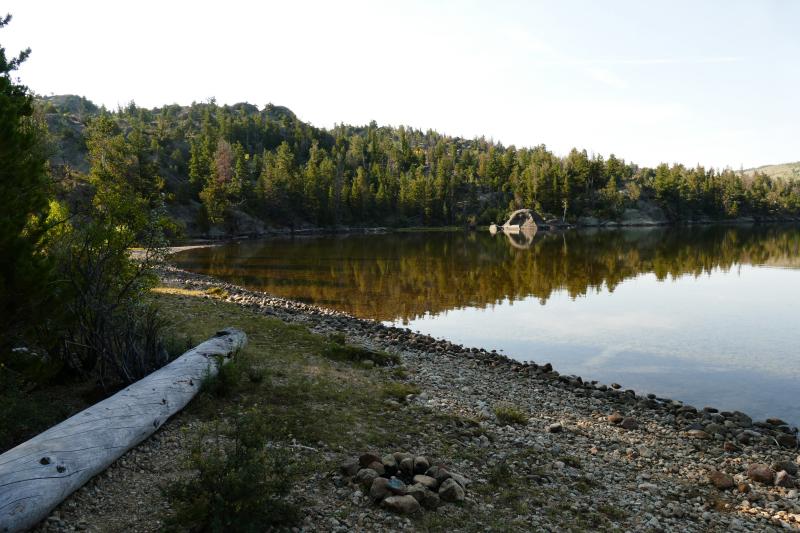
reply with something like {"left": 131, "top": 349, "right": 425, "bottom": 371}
{"left": 173, "top": 225, "right": 800, "bottom": 427}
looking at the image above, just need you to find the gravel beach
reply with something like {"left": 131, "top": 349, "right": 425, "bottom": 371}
{"left": 30, "top": 263, "right": 800, "bottom": 533}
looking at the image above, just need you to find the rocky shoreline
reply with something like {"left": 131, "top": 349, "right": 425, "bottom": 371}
{"left": 31, "top": 262, "right": 800, "bottom": 533}
{"left": 154, "top": 264, "right": 800, "bottom": 532}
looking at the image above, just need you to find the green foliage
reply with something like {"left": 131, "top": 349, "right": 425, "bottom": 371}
{"left": 163, "top": 333, "right": 197, "bottom": 361}
{"left": 205, "top": 286, "right": 228, "bottom": 298}
{"left": 494, "top": 404, "right": 529, "bottom": 425}
{"left": 488, "top": 460, "right": 512, "bottom": 486}
{"left": 162, "top": 409, "right": 301, "bottom": 533}
{"left": 201, "top": 355, "right": 239, "bottom": 398}
{"left": 321, "top": 342, "right": 399, "bottom": 366}
{"left": 383, "top": 382, "right": 421, "bottom": 402}
{"left": 0, "top": 15, "right": 55, "bottom": 353}
{"left": 0, "top": 365, "right": 69, "bottom": 453}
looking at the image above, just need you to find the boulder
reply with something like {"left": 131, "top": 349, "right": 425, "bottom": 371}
{"left": 421, "top": 492, "right": 440, "bottom": 510}
{"left": 340, "top": 457, "right": 360, "bottom": 477}
{"left": 412, "top": 475, "right": 438, "bottom": 490}
{"left": 773, "top": 461, "right": 799, "bottom": 476}
{"left": 387, "top": 478, "right": 407, "bottom": 496}
{"left": 621, "top": 418, "right": 639, "bottom": 430}
{"left": 776, "top": 434, "right": 798, "bottom": 447}
{"left": 747, "top": 463, "right": 774, "bottom": 484}
{"left": 766, "top": 418, "right": 788, "bottom": 426}
{"left": 607, "top": 413, "right": 624, "bottom": 424}
{"left": 370, "top": 477, "right": 391, "bottom": 500}
{"left": 399, "top": 457, "right": 415, "bottom": 477}
{"left": 382, "top": 495, "right": 420, "bottom": 514}
{"left": 382, "top": 454, "right": 398, "bottom": 474}
{"left": 368, "top": 461, "right": 386, "bottom": 477}
{"left": 414, "top": 456, "right": 430, "bottom": 475}
{"left": 359, "top": 452, "right": 382, "bottom": 469}
{"left": 355, "top": 468, "right": 379, "bottom": 490}
{"left": 502, "top": 209, "right": 544, "bottom": 231}
{"left": 406, "top": 483, "right": 429, "bottom": 503}
{"left": 438, "top": 478, "right": 465, "bottom": 502}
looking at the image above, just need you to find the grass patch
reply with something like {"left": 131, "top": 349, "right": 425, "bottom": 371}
{"left": 599, "top": 504, "right": 627, "bottom": 520}
{"left": 321, "top": 342, "right": 399, "bottom": 366}
{"left": 489, "top": 460, "right": 513, "bottom": 486}
{"left": 559, "top": 455, "right": 582, "bottom": 469}
{"left": 494, "top": 404, "right": 529, "bottom": 425}
{"left": 383, "top": 382, "right": 421, "bottom": 402}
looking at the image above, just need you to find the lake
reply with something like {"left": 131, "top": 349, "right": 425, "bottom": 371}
{"left": 172, "top": 225, "right": 800, "bottom": 428}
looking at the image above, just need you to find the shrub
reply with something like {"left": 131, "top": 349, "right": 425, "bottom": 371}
{"left": 162, "top": 409, "right": 301, "bottom": 532}
{"left": 494, "top": 404, "right": 529, "bottom": 425}
{"left": 163, "top": 333, "right": 197, "bottom": 361}
{"left": 383, "top": 382, "right": 421, "bottom": 402}
{"left": 201, "top": 355, "right": 239, "bottom": 398}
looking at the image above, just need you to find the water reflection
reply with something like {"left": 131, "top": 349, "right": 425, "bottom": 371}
{"left": 173, "top": 225, "right": 800, "bottom": 324}
{"left": 173, "top": 225, "right": 800, "bottom": 426}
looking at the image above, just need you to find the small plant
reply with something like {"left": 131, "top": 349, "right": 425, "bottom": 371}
{"left": 163, "top": 333, "right": 197, "bottom": 361}
{"left": 393, "top": 365, "right": 408, "bottom": 379}
{"left": 162, "top": 408, "right": 301, "bottom": 532}
{"left": 599, "top": 504, "right": 627, "bottom": 520}
{"left": 205, "top": 287, "right": 228, "bottom": 298}
{"left": 383, "top": 382, "right": 421, "bottom": 402}
{"left": 201, "top": 355, "right": 239, "bottom": 397}
{"left": 494, "top": 404, "right": 529, "bottom": 425}
{"left": 559, "top": 455, "right": 582, "bottom": 469}
{"left": 488, "top": 460, "right": 512, "bottom": 486}
{"left": 327, "top": 332, "right": 346, "bottom": 346}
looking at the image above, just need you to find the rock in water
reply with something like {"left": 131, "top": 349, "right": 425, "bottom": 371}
{"left": 501, "top": 209, "right": 544, "bottom": 231}
{"left": 747, "top": 463, "right": 774, "bottom": 484}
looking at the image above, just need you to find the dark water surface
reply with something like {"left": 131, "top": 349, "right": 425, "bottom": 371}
{"left": 173, "top": 225, "right": 800, "bottom": 427}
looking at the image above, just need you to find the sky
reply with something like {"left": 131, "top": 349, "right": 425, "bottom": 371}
{"left": 3, "top": 0, "right": 799, "bottom": 169}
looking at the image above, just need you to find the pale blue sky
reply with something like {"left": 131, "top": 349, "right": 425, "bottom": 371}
{"left": 4, "top": 0, "right": 798, "bottom": 169}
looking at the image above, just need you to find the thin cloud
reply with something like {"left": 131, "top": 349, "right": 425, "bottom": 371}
{"left": 496, "top": 24, "right": 550, "bottom": 52}
{"left": 586, "top": 67, "right": 629, "bottom": 89}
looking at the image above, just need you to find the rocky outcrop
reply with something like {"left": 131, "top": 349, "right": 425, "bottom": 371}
{"left": 502, "top": 209, "right": 545, "bottom": 231}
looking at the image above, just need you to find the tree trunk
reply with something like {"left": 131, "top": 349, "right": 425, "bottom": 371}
{"left": 0, "top": 327, "right": 247, "bottom": 533}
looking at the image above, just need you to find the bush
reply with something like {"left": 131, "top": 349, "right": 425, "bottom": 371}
{"left": 201, "top": 355, "right": 239, "bottom": 398}
{"left": 0, "top": 366, "right": 69, "bottom": 452}
{"left": 162, "top": 409, "right": 301, "bottom": 533}
{"left": 383, "top": 382, "right": 421, "bottom": 402}
{"left": 494, "top": 404, "right": 529, "bottom": 425}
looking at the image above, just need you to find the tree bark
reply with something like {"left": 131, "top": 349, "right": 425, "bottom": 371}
{"left": 0, "top": 327, "right": 247, "bottom": 533}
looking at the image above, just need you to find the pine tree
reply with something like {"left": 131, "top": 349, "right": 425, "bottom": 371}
{"left": 0, "top": 15, "right": 55, "bottom": 351}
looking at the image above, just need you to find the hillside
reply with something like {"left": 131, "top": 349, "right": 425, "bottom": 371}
{"left": 744, "top": 161, "right": 800, "bottom": 181}
{"left": 35, "top": 95, "right": 800, "bottom": 238}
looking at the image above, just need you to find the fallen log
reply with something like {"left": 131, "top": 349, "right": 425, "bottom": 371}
{"left": 0, "top": 327, "right": 247, "bottom": 533}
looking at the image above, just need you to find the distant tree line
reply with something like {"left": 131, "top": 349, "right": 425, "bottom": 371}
{"left": 40, "top": 97, "right": 800, "bottom": 231}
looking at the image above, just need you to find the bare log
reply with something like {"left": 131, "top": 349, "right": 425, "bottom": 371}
{"left": 0, "top": 327, "right": 247, "bottom": 533}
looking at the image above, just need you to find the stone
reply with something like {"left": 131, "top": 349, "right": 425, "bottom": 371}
{"left": 439, "top": 478, "right": 465, "bottom": 502}
{"left": 421, "top": 492, "right": 440, "bottom": 510}
{"left": 620, "top": 418, "right": 638, "bottom": 430}
{"left": 636, "top": 444, "right": 655, "bottom": 458}
{"left": 355, "top": 468, "right": 378, "bottom": 489}
{"left": 502, "top": 209, "right": 544, "bottom": 231}
{"left": 406, "top": 483, "right": 429, "bottom": 502}
{"left": 766, "top": 418, "right": 788, "bottom": 426}
{"left": 413, "top": 456, "right": 430, "bottom": 475}
{"left": 340, "top": 456, "right": 360, "bottom": 477}
{"left": 774, "top": 471, "right": 796, "bottom": 488}
{"left": 705, "top": 423, "right": 726, "bottom": 435}
{"left": 387, "top": 478, "right": 407, "bottom": 495}
{"left": 399, "top": 457, "right": 415, "bottom": 477}
{"left": 359, "top": 452, "right": 381, "bottom": 469}
{"left": 678, "top": 405, "right": 698, "bottom": 414}
{"left": 607, "top": 413, "right": 624, "bottom": 424}
{"left": 368, "top": 461, "right": 386, "bottom": 477}
{"left": 772, "top": 460, "right": 799, "bottom": 476}
{"left": 434, "top": 468, "right": 453, "bottom": 486}
{"left": 638, "top": 483, "right": 659, "bottom": 495}
{"left": 382, "top": 454, "right": 397, "bottom": 473}
{"left": 424, "top": 466, "right": 439, "bottom": 478}
{"left": 548, "top": 423, "right": 563, "bottom": 433}
{"left": 382, "top": 495, "right": 420, "bottom": 514}
{"left": 710, "top": 471, "right": 735, "bottom": 490}
{"left": 611, "top": 383, "right": 621, "bottom": 389}
{"left": 393, "top": 452, "right": 413, "bottom": 464}
{"left": 738, "top": 483, "right": 751, "bottom": 493}
{"left": 748, "top": 463, "right": 774, "bottom": 484}
{"left": 737, "top": 432, "right": 751, "bottom": 445}
{"left": 450, "top": 472, "right": 470, "bottom": 490}
{"left": 688, "top": 430, "right": 710, "bottom": 440}
{"left": 412, "top": 475, "right": 438, "bottom": 490}
{"left": 478, "top": 409, "right": 493, "bottom": 420}
{"left": 724, "top": 442, "right": 741, "bottom": 453}
{"left": 370, "top": 477, "right": 391, "bottom": 499}
{"left": 776, "top": 434, "right": 798, "bottom": 447}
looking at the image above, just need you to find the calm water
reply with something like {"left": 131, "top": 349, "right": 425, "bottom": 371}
{"left": 173, "top": 225, "right": 800, "bottom": 427}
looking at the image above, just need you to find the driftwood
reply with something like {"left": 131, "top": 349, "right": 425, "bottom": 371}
{"left": 0, "top": 327, "right": 247, "bottom": 533}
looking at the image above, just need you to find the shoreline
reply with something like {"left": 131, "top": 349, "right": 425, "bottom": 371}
{"left": 154, "top": 262, "right": 800, "bottom": 532}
